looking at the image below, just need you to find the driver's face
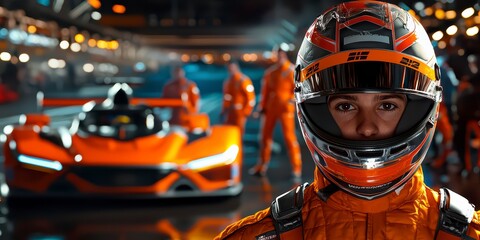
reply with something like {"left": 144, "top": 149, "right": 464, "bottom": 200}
{"left": 328, "top": 93, "right": 407, "bottom": 140}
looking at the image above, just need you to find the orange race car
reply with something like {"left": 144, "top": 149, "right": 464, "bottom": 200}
{"left": 1, "top": 83, "right": 243, "bottom": 198}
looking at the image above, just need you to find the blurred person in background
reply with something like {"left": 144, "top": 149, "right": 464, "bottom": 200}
{"left": 429, "top": 102, "right": 454, "bottom": 171}
{"left": 0, "top": 60, "right": 20, "bottom": 103}
{"left": 428, "top": 56, "right": 456, "bottom": 170}
{"left": 1, "top": 61, "right": 20, "bottom": 94}
{"left": 64, "top": 61, "right": 78, "bottom": 90}
{"left": 453, "top": 54, "right": 480, "bottom": 176}
{"left": 161, "top": 65, "right": 200, "bottom": 125}
{"left": 216, "top": 2, "right": 480, "bottom": 239}
{"left": 220, "top": 60, "right": 256, "bottom": 134}
{"left": 248, "top": 47, "right": 302, "bottom": 179}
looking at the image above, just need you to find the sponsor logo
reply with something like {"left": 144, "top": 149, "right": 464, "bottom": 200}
{"left": 348, "top": 181, "right": 392, "bottom": 190}
{"left": 347, "top": 51, "right": 369, "bottom": 61}
{"left": 256, "top": 230, "right": 277, "bottom": 240}
{"left": 305, "top": 62, "right": 319, "bottom": 79}
{"left": 400, "top": 57, "right": 420, "bottom": 69}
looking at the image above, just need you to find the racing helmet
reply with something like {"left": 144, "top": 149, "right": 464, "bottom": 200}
{"left": 105, "top": 83, "right": 133, "bottom": 107}
{"left": 294, "top": 1, "right": 442, "bottom": 200}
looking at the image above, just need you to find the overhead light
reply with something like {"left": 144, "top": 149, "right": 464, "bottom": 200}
{"left": 74, "top": 33, "right": 85, "bottom": 43}
{"left": 432, "top": 31, "right": 444, "bottom": 41}
{"left": 19, "top": 53, "right": 29, "bottom": 63}
{"left": 59, "top": 40, "right": 69, "bottom": 49}
{"left": 434, "top": 9, "right": 445, "bottom": 19}
{"left": 445, "top": 10, "right": 456, "bottom": 19}
{"left": 87, "top": 0, "right": 101, "bottom": 9}
{"left": 466, "top": 26, "right": 479, "bottom": 36}
{"left": 27, "top": 25, "right": 37, "bottom": 34}
{"left": 462, "top": 7, "right": 475, "bottom": 18}
{"left": 446, "top": 25, "right": 458, "bottom": 35}
{"left": 112, "top": 4, "right": 126, "bottom": 14}
{"left": 222, "top": 53, "right": 231, "bottom": 61}
{"left": 83, "top": 63, "right": 94, "bottom": 73}
{"left": 438, "top": 41, "right": 447, "bottom": 49}
{"left": 202, "top": 53, "right": 214, "bottom": 64}
{"left": 91, "top": 11, "right": 101, "bottom": 20}
{"left": 88, "top": 38, "right": 96, "bottom": 47}
{"left": 70, "top": 42, "right": 81, "bottom": 52}
{"left": 181, "top": 54, "right": 190, "bottom": 62}
{"left": 108, "top": 40, "right": 119, "bottom": 50}
{"left": 0, "top": 52, "right": 11, "bottom": 61}
{"left": 424, "top": 7, "right": 433, "bottom": 16}
{"left": 134, "top": 62, "right": 146, "bottom": 72}
{"left": 57, "top": 59, "right": 66, "bottom": 68}
{"left": 413, "top": 2, "right": 424, "bottom": 11}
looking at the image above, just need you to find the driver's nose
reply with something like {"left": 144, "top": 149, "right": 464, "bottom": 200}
{"left": 356, "top": 111, "right": 379, "bottom": 139}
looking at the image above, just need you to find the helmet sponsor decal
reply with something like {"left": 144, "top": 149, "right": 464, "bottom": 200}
{"left": 400, "top": 57, "right": 420, "bottom": 69}
{"left": 348, "top": 182, "right": 392, "bottom": 191}
{"left": 300, "top": 49, "right": 436, "bottom": 82}
{"left": 347, "top": 51, "right": 369, "bottom": 61}
{"left": 305, "top": 62, "right": 320, "bottom": 79}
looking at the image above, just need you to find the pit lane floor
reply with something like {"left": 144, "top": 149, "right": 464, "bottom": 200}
{"left": 0, "top": 93, "right": 479, "bottom": 240}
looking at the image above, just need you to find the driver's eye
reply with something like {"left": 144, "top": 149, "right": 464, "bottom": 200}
{"left": 335, "top": 103, "right": 354, "bottom": 112}
{"left": 379, "top": 102, "right": 397, "bottom": 111}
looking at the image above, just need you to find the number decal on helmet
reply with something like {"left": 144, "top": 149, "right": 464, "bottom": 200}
{"left": 347, "top": 51, "right": 370, "bottom": 61}
{"left": 400, "top": 57, "right": 420, "bottom": 69}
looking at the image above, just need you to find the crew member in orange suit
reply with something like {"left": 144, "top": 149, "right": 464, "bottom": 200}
{"left": 161, "top": 65, "right": 200, "bottom": 125}
{"left": 220, "top": 61, "right": 256, "bottom": 134}
{"left": 215, "top": 2, "right": 480, "bottom": 239}
{"left": 430, "top": 102, "right": 454, "bottom": 169}
{"left": 248, "top": 47, "right": 302, "bottom": 179}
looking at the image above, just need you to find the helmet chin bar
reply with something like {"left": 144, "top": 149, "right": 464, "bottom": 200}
{"left": 319, "top": 164, "right": 419, "bottom": 200}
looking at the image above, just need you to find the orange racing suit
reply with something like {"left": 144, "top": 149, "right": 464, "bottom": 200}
{"left": 221, "top": 72, "right": 256, "bottom": 134}
{"left": 215, "top": 167, "right": 480, "bottom": 239}
{"left": 253, "top": 60, "right": 302, "bottom": 176}
{"left": 161, "top": 78, "right": 200, "bottom": 125}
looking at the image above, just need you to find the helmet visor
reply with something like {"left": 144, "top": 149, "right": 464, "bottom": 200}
{"left": 296, "top": 60, "right": 439, "bottom": 103}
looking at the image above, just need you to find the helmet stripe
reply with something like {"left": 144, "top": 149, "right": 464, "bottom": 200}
{"left": 341, "top": 15, "right": 390, "bottom": 30}
{"left": 300, "top": 49, "right": 436, "bottom": 82}
{"left": 395, "top": 31, "right": 418, "bottom": 52}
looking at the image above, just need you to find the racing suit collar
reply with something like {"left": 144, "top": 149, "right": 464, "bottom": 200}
{"left": 313, "top": 167, "right": 426, "bottom": 213}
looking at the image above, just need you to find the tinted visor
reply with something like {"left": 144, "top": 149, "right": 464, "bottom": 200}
{"left": 297, "top": 61, "right": 438, "bottom": 102}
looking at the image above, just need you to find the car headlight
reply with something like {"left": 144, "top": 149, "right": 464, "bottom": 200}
{"left": 18, "top": 154, "right": 63, "bottom": 171}
{"left": 187, "top": 145, "right": 239, "bottom": 170}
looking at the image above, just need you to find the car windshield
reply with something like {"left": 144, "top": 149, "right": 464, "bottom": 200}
{"left": 78, "top": 106, "right": 165, "bottom": 140}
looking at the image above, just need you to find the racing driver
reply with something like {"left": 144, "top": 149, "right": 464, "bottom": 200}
{"left": 215, "top": 1, "right": 480, "bottom": 239}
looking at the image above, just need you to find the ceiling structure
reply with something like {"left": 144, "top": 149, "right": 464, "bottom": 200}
{"left": 0, "top": 0, "right": 478, "bottom": 59}
{"left": 0, "top": 0, "right": 325, "bottom": 52}
{"left": 85, "top": 0, "right": 332, "bottom": 51}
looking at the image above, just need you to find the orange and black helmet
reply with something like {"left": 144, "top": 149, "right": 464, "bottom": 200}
{"left": 294, "top": 1, "right": 442, "bottom": 200}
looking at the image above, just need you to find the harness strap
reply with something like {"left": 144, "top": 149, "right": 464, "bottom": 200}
{"left": 317, "top": 183, "right": 340, "bottom": 202}
{"left": 270, "top": 182, "right": 308, "bottom": 240}
{"left": 435, "top": 188, "right": 476, "bottom": 240}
